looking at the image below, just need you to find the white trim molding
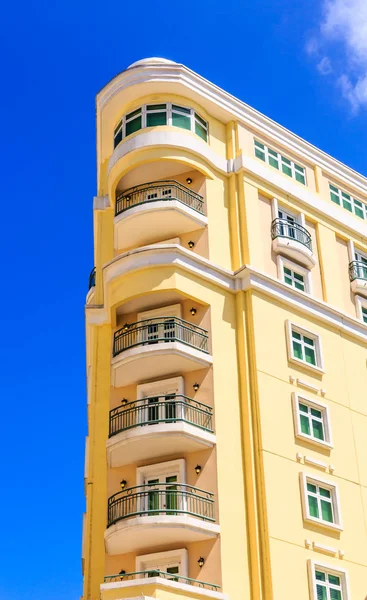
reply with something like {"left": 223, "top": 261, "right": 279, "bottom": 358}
{"left": 307, "top": 560, "right": 350, "bottom": 600}
{"left": 300, "top": 472, "right": 343, "bottom": 532}
{"left": 292, "top": 392, "right": 333, "bottom": 450}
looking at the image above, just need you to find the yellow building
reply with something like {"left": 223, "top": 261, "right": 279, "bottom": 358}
{"left": 83, "top": 57, "right": 367, "bottom": 600}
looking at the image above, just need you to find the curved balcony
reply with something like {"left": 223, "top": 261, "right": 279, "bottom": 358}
{"left": 101, "top": 571, "right": 225, "bottom": 600}
{"left": 271, "top": 218, "right": 316, "bottom": 268}
{"left": 349, "top": 260, "right": 367, "bottom": 296}
{"left": 104, "top": 483, "right": 219, "bottom": 554}
{"left": 114, "top": 180, "right": 207, "bottom": 250}
{"left": 111, "top": 317, "right": 213, "bottom": 387}
{"left": 107, "top": 395, "right": 215, "bottom": 467}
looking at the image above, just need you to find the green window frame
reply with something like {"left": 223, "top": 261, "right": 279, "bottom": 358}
{"left": 298, "top": 401, "right": 326, "bottom": 442}
{"left": 283, "top": 266, "right": 305, "bottom": 291}
{"left": 314, "top": 568, "right": 343, "bottom": 600}
{"left": 254, "top": 140, "right": 306, "bottom": 184}
{"left": 291, "top": 328, "right": 317, "bottom": 366}
{"left": 329, "top": 183, "right": 367, "bottom": 220}
{"left": 306, "top": 481, "right": 334, "bottom": 524}
{"left": 113, "top": 103, "right": 209, "bottom": 148}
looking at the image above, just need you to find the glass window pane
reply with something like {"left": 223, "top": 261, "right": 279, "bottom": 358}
{"left": 195, "top": 112, "right": 207, "bottom": 126}
{"left": 307, "top": 483, "right": 317, "bottom": 493}
{"left": 330, "top": 191, "right": 340, "bottom": 204}
{"left": 305, "top": 346, "right": 316, "bottom": 365}
{"left": 114, "top": 129, "right": 122, "bottom": 148}
{"left": 147, "top": 112, "right": 167, "bottom": 127}
{"left": 308, "top": 494, "right": 319, "bottom": 518}
{"left": 321, "top": 499, "right": 333, "bottom": 522}
{"left": 195, "top": 121, "right": 208, "bottom": 141}
{"left": 312, "top": 419, "right": 325, "bottom": 440}
{"left": 299, "top": 403, "right": 309, "bottom": 413}
{"left": 172, "top": 112, "right": 191, "bottom": 130}
{"left": 354, "top": 204, "right": 364, "bottom": 219}
{"left": 316, "top": 571, "right": 326, "bottom": 582}
{"left": 328, "top": 575, "right": 340, "bottom": 586}
{"left": 269, "top": 156, "right": 279, "bottom": 169}
{"left": 282, "top": 163, "right": 292, "bottom": 177}
{"left": 292, "top": 340, "right": 303, "bottom": 359}
{"left": 330, "top": 590, "right": 341, "bottom": 600}
{"left": 319, "top": 487, "right": 331, "bottom": 498}
{"left": 284, "top": 275, "right": 293, "bottom": 285}
{"left": 255, "top": 147, "right": 266, "bottom": 161}
{"left": 311, "top": 408, "right": 322, "bottom": 418}
{"left": 300, "top": 414, "right": 311, "bottom": 435}
{"left": 254, "top": 140, "right": 265, "bottom": 149}
{"left": 126, "top": 108, "right": 141, "bottom": 120}
{"left": 329, "top": 184, "right": 339, "bottom": 193}
{"left": 316, "top": 585, "right": 327, "bottom": 600}
{"left": 303, "top": 336, "right": 314, "bottom": 346}
{"left": 292, "top": 331, "right": 301, "bottom": 340}
{"left": 295, "top": 171, "right": 306, "bottom": 184}
{"left": 172, "top": 104, "right": 190, "bottom": 114}
{"left": 126, "top": 116, "right": 142, "bottom": 137}
{"left": 147, "top": 104, "right": 166, "bottom": 111}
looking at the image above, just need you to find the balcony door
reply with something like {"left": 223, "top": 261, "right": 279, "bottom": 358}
{"left": 355, "top": 250, "right": 367, "bottom": 279}
{"left": 138, "top": 304, "right": 182, "bottom": 345}
{"left": 145, "top": 473, "right": 179, "bottom": 515}
{"left": 278, "top": 208, "right": 297, "bottom": 238}
{"left": 137, "top": 376, "right": 184, "bottom": 426}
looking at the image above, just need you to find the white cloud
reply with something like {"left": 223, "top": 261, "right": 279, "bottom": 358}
{"left": 317, "top": 56, "right": 333, "bottom": 74}
{"left": 307, "top": 0, "right": 367, "bottom": 112}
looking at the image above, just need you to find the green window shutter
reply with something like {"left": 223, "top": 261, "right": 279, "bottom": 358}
{"left": 330, "top": 590, "right": 342, "bottom": 600}
{"left": 316, "top": 584, "right": 327, "bottom": 600}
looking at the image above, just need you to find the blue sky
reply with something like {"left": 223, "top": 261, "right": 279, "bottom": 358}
{"left": 0, "top": 1, "right": 366, "bottom": 599}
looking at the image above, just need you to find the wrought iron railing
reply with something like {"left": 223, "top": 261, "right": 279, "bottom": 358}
{"left": 115, "top": 180, "right": 204, "bottom": 216}
{"left": 109, "top": 394, "right": 213, "bottom": 437}
{"left": 107, "top": 483, "right": 215, "bottom": 527}
{"left": 88, "top": 267, "right": 96, "bottom": 290}
{"left": 349, "top": 260, "right": 367, "bottom": 282}
{"left": 113, "top": 316, "right": 209, "bottom": 357}
{"left": 271, "top": 218, "right": 312, "bottom": 251}
{"left": 104, "top": 570, "right": 220, "bottom": 591}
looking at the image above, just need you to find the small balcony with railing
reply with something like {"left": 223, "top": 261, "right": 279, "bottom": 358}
{"left": 104, "top": 482, "right": 219, "bottom": 554}
{"left": 349, "top": 260, "right": 367, "bottom": 296}
{"left": 111, "top": 315, "right": 213, "bottom": 387}
{"left": 114, "top": 179, "right": 207, "bottom": 251}
{"left": 101, "top": 571, "right": 226, "bottom": 600}
{"left": 107, "top": 394, "right": 215, "bottom": 467}
{"left": 271, "top": 218, "right": 316, "bottom": 268}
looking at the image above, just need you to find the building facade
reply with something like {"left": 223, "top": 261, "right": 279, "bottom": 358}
{"left": 83, "top": 57, "right": 367, "bottom": 600}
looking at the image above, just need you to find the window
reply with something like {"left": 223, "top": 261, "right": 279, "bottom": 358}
{"left": 292, "top": 394, "right": 332, "bottom": 447}
{"left": 136, "top": 548, "right": 188, "bottom": 580}
{"left": 278, "top": 257, "right": 311, "bottom": 294}
{"left": 286, "top": 322, "right": 324, "bottom": 372}
{"left": 309, "top": 563, "right": 348, "bottom": 600}
{"left": 301, "top": 474, "right": 342, "bottom": 530}
{"left": 362, "top": 306, "right": 367, "bottom": 324}
{"left": 113, "top": 103, "right": 208, "bottom": 148}
{"left": 329, "top": 183, "right": 367, "bottom": 220}
{"left": 254, "top": 139, "right": 306, "bottom": 184}
{"left": 354, "top": 250, "right": 367, "bottom": 280}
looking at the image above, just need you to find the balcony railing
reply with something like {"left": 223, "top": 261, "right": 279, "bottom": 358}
{"left": 88, "top": 267, "right": 96, "bottom": 290}
{"left": 349, "top": 260, "right": 367, "bottom": 282}
{"left": 113, "top": 317, "right": 209, "bottom": 357}
{"left": 109, "top": 395, "right": 213, "bottom": 437}
{"left": 271, "top": 218, "right": 312, "bottom": 251}
{"left": 115, "top": 180, "right": 205, "bottom": 216}
{"left": 104, "top": 570, "right": 220, "bottom": 591}
{"left": 107, "top": 483, "right": 215, "bottom": 527}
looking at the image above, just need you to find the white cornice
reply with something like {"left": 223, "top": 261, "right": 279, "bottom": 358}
{"left": 97, "top": 61, "right": 367, "bottom": 195}
{"left": 85, "top": 244, "right": 367, "bottom": 343}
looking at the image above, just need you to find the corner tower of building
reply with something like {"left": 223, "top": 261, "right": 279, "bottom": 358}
{"left": 83, "top": 57, "right": 367, "bottom": 600}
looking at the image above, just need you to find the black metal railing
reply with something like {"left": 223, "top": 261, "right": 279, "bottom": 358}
{"left": 107, "top": 483, "right": 215, "bottom": 527}
{"left": 109, "top": 395, "right": 213, "bottom": 437}
{"left": 271, "top": 218, "right": 312, "bottom": 251}
{"left": 88, "top": 267, "right": 96, "bottom": 290}
{"left": 104, "top": 570, "right": 220, "bottom": 591}
{"left": 113, "top": 316, "right": 209, "bottom": 357}
{"left": 115, "top": 180, "right": 204, "bottom": 216}
{"left": 349, "top": 260, "right": 367, "bottom": 282}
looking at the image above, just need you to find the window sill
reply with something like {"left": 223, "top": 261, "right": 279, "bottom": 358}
{"left": 288, "top": 356, "right": 324, "bottom": 375}
{"left": 304, "top": 516, "right": 343, "bottom": 533}
{"left": 295, "top": 433, "right": 333, "bottom": 451}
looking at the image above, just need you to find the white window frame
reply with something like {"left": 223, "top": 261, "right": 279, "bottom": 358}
{"left": 329, "top": 182, "right": 367, "bottom": 220}
{"left": 277, "top": 256, "right": 312, "bottom": 294}
{"left": 285, "top": 320, "right": 324, "bottom": 374}
{"left": 300, "top": 473, "right": 342, "bottom": 531}
{"left": 136, "top": 548, "right": 188, "bottom": 578}
{"left": 113, "top": 103, "right": 209, "bottom": 147}
{"left": 292, "top": 393, "right": 332, "bottom": 449}
{"left": 137, "top": 458, "right": 186, "bottom": 487}
{"left": 254, "top": 139, "right": 307, "bottom": 185}
{"left": 355, "top": 295, "right": 367, "bottom": 324}
{"left": 308, "top": 560, "right": 349, "bottom": 600}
